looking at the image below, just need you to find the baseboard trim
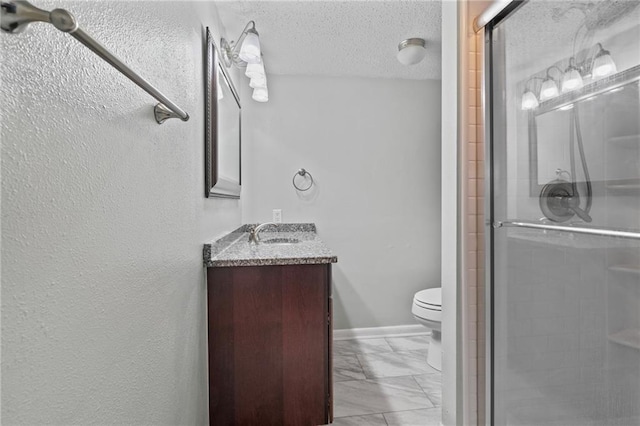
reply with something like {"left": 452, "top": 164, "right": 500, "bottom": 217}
{"left": 333, "top": 324, "right": 430, "bottom": 340}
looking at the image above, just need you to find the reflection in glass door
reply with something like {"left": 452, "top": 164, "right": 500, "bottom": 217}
{"left": 486, "top": 1, "right": 640, "bottom": 424}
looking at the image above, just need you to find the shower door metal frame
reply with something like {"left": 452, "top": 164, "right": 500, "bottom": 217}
{"left": 483, "top": 1, "right": 640, "bottom": 424}
{"left": 481, "top": 2, "right": 527, "bottom": 425}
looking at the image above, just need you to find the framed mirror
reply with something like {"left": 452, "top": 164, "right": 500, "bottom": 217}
{"left": 528, "top": 65, "right": 640, "bottom": 196}
{"left": 206, "top": 28, "right": 241, "bottom": 198}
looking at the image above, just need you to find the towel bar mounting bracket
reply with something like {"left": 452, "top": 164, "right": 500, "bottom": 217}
{"left": 1, "top": 0, "right": 190, "bottom": 125}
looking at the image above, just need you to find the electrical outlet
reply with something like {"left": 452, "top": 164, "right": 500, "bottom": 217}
{"left": 273, "top": 209, "right": 282, "bottom": 223}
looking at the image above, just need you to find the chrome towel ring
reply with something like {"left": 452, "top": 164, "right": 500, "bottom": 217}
{"left": 292, "top": 168, "right": 314, "bottom": 191}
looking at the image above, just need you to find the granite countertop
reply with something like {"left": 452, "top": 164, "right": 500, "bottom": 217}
{"left": 203, "top": 223, "right": 338, "bottom": 267}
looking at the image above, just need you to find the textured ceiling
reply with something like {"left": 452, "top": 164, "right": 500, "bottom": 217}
{"left": 503, "top": 0, "right": 640, "bottom": 81}
{"left": 215, "top": 1, "right": 442, "bottom": 80}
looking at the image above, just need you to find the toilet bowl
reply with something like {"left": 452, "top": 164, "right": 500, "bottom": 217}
{"left": 412, "top": 287, "right": 442, "bottom": 371}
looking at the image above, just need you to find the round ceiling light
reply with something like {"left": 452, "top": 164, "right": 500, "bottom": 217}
{"left": 397, "top": 38, "right": 427, "bottom": 66}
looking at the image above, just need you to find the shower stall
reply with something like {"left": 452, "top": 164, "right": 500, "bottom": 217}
{"left": 484, "top": 1, "right": 640, "bottom": 424}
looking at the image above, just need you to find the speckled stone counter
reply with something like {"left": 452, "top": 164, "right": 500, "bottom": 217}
{"left": 203, "top": 223, "right": 338, "bottom": 267}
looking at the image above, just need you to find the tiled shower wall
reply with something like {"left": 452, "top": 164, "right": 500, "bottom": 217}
{"left": 466, "top": 28, "right": 486, "bottom": 426}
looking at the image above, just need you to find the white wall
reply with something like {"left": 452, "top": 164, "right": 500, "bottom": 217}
{"left": 1, "top": 2, "right": 242, "bottom": 423}
{"left": 241, "top": 75, "right": 441, "bottom": 330}
{"left": 441, "top": 1, "right": 460, "bottom": 425}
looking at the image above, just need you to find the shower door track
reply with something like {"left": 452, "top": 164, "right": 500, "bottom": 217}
{"left": 494, "top": 220, "right": 640, "bottom": 241}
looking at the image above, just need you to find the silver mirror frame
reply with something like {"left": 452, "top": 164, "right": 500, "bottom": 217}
{"left": 205, "top": 27, "right": 241, "bottom": 199}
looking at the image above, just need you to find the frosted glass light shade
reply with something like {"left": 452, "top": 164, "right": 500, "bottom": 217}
{"left": 539, "top": 78, "right": 559, "bottom": 101}
{"left": 592, "top": 51, "right": 617, "bottom": 78}
{"left": 397, "top": 38, "right": 427, "bottom": 66}
{"left": 561, "top": 67, "right": 584, "bottom": 92}
{"left": 521, "top": 90, "right": 539, "bottom": 110}
{"left": 245, "top": 61, "right": 265, "bottom": 79}
{"left": 249, "top": 76, "right": 267, "bottom": 89}
{"left": 252, "top": 87, "right": 268, "bottom": 102}
{"left": 239, "top": 30, "right": 261, "bottom": 63}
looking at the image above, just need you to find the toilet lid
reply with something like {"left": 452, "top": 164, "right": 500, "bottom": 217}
{"left": 414, "top": 288, "right": 441, "bottom": 307}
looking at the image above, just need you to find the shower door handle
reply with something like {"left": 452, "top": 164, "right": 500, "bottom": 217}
{"left": 493, "top": 220, "right": 640, "bottom": 241}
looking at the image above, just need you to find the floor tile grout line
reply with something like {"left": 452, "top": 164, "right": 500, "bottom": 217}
{"left": 333, "top": 374, "right": 422, "bottom": 385}
{"left": 334, "top": 337, "right": 395, "bottom": 357}
{"left": 353, "top": 350, "right": 367, "bottom": 375}
{"left": 355, "top": 347, "right": 436, "bottom": 380}
{"left": 333, "top": 338, "right": 440, "bottom": 424}
{"left": 412, "top": 374, "right": 443, "bottom": 407}
{"left": 332, "top": 373, "right": 435, "bottom": 411}
{"left": 409, "top": 374, "right": 435, "bottom": 406}
{"left": 383, "top": 337, "right": 397, "bottom": 353}
{"left": 382, "top": 406, "right": 441, "bottom": 415}
{"left": 382, "top": 407, "right": 442, "bottom": 425}
{"left": 336, "top": 403, "right": 438, "bottom": 421}
{"left": 334, "top": 406, "right": 440, "bottom": 422}
{"left": 333, "top": 352, "right": 367, "bottom": 382}
{"left": 384, "top": 335, "right": 431, "bottom": 353}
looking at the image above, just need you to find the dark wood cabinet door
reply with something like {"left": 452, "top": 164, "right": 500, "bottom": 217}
{"left": 207, "top": 264, "right": 331, "bottom": 426}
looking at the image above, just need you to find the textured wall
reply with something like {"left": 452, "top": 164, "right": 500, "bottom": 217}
{"left": 240, "top": 75, "right": 442, "bottom": 330}
{"left": 216, "top": 1, "right": 442, "bottom": 80}
{"left": 1, "top": 2, "right": 241, "bottom": 424}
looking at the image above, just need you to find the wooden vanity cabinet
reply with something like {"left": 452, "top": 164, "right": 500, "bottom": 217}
{"left": 207, "top": 263, "right": 333, "bottom": 426}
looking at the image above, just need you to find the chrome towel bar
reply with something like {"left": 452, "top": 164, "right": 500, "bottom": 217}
{"left": 493, "top": 220, "right": 640, "bottom": 241}
{"left": 1, "top": 0, "right": 189, "bottom": 124}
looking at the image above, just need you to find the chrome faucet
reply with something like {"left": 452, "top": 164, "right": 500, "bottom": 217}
{"left": 248, "top": 222, "right": 277, "bottom": 244}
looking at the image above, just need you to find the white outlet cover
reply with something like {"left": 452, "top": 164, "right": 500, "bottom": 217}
{"left": 273, "top": 209, "right": 282, "bottom": 223}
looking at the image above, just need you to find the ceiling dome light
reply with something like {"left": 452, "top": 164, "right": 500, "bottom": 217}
{"left": 252, "top": 87, "right": 268, "bottom": 103}
{"left": 521, "top": 90, "right": 539, "bottom": 110}
{"left": 561, "top": 61, "right": 584, "bottom": 92}
{"left": 397, "top": 38, "right": 427, "bottom": 66}
{"left": 592, "top": 48, "right": 617, "bottom": 78}
{"left": 239, "top": 28, "right": 261, "bottom": 63}
{"left": 539, "top": 78, "right": 559, "bottom": 101}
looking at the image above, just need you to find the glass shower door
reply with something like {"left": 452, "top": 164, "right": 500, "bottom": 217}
{"left": 487, "top": 1, "right": 640, "bottom": 425}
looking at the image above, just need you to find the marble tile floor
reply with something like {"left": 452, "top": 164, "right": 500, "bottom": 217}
{"left": 324, "top": 335, "right": 442, "bottom": 426}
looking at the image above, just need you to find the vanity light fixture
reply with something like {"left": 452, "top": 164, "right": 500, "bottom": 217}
{"left": 397, "top": 38, "right": 427, "bottom": 66}
{"left": 521, "top": 78, "right": 543, "bottom": 110}
{"left": 252, "top": 87, "right": 269, "bottom": 103}
{"left": 518, "top": 21, "right": 620, "bottom": 112}
{"left": 539, "top": 78, "right": 558, "bottom": 101}
{"left": 591, "top": 43, "right": 617, "bottom": 78}
{"left": 249, "top": 76, "right": 267, "bottom": 89}
{"left": 239, "top": 28, "right": 261, "bottom": 63}
{"left": 221, "top": 21, "right": 269, "bottom": 102}
{"left": 245, "top": 61, "right": 265, "bottom": 79}
{"left": 539, "top": 66, "right": 562, "bottom": 101}
{"left": 521, "top": 89, "right": 539, "bottom": 110}
{"left": 561, "top": 58, "right": 584, "bottom": 92}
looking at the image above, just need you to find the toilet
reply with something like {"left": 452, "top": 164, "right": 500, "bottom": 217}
{"left": 412, "top": 287, "right": 442, "bottom": 371}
